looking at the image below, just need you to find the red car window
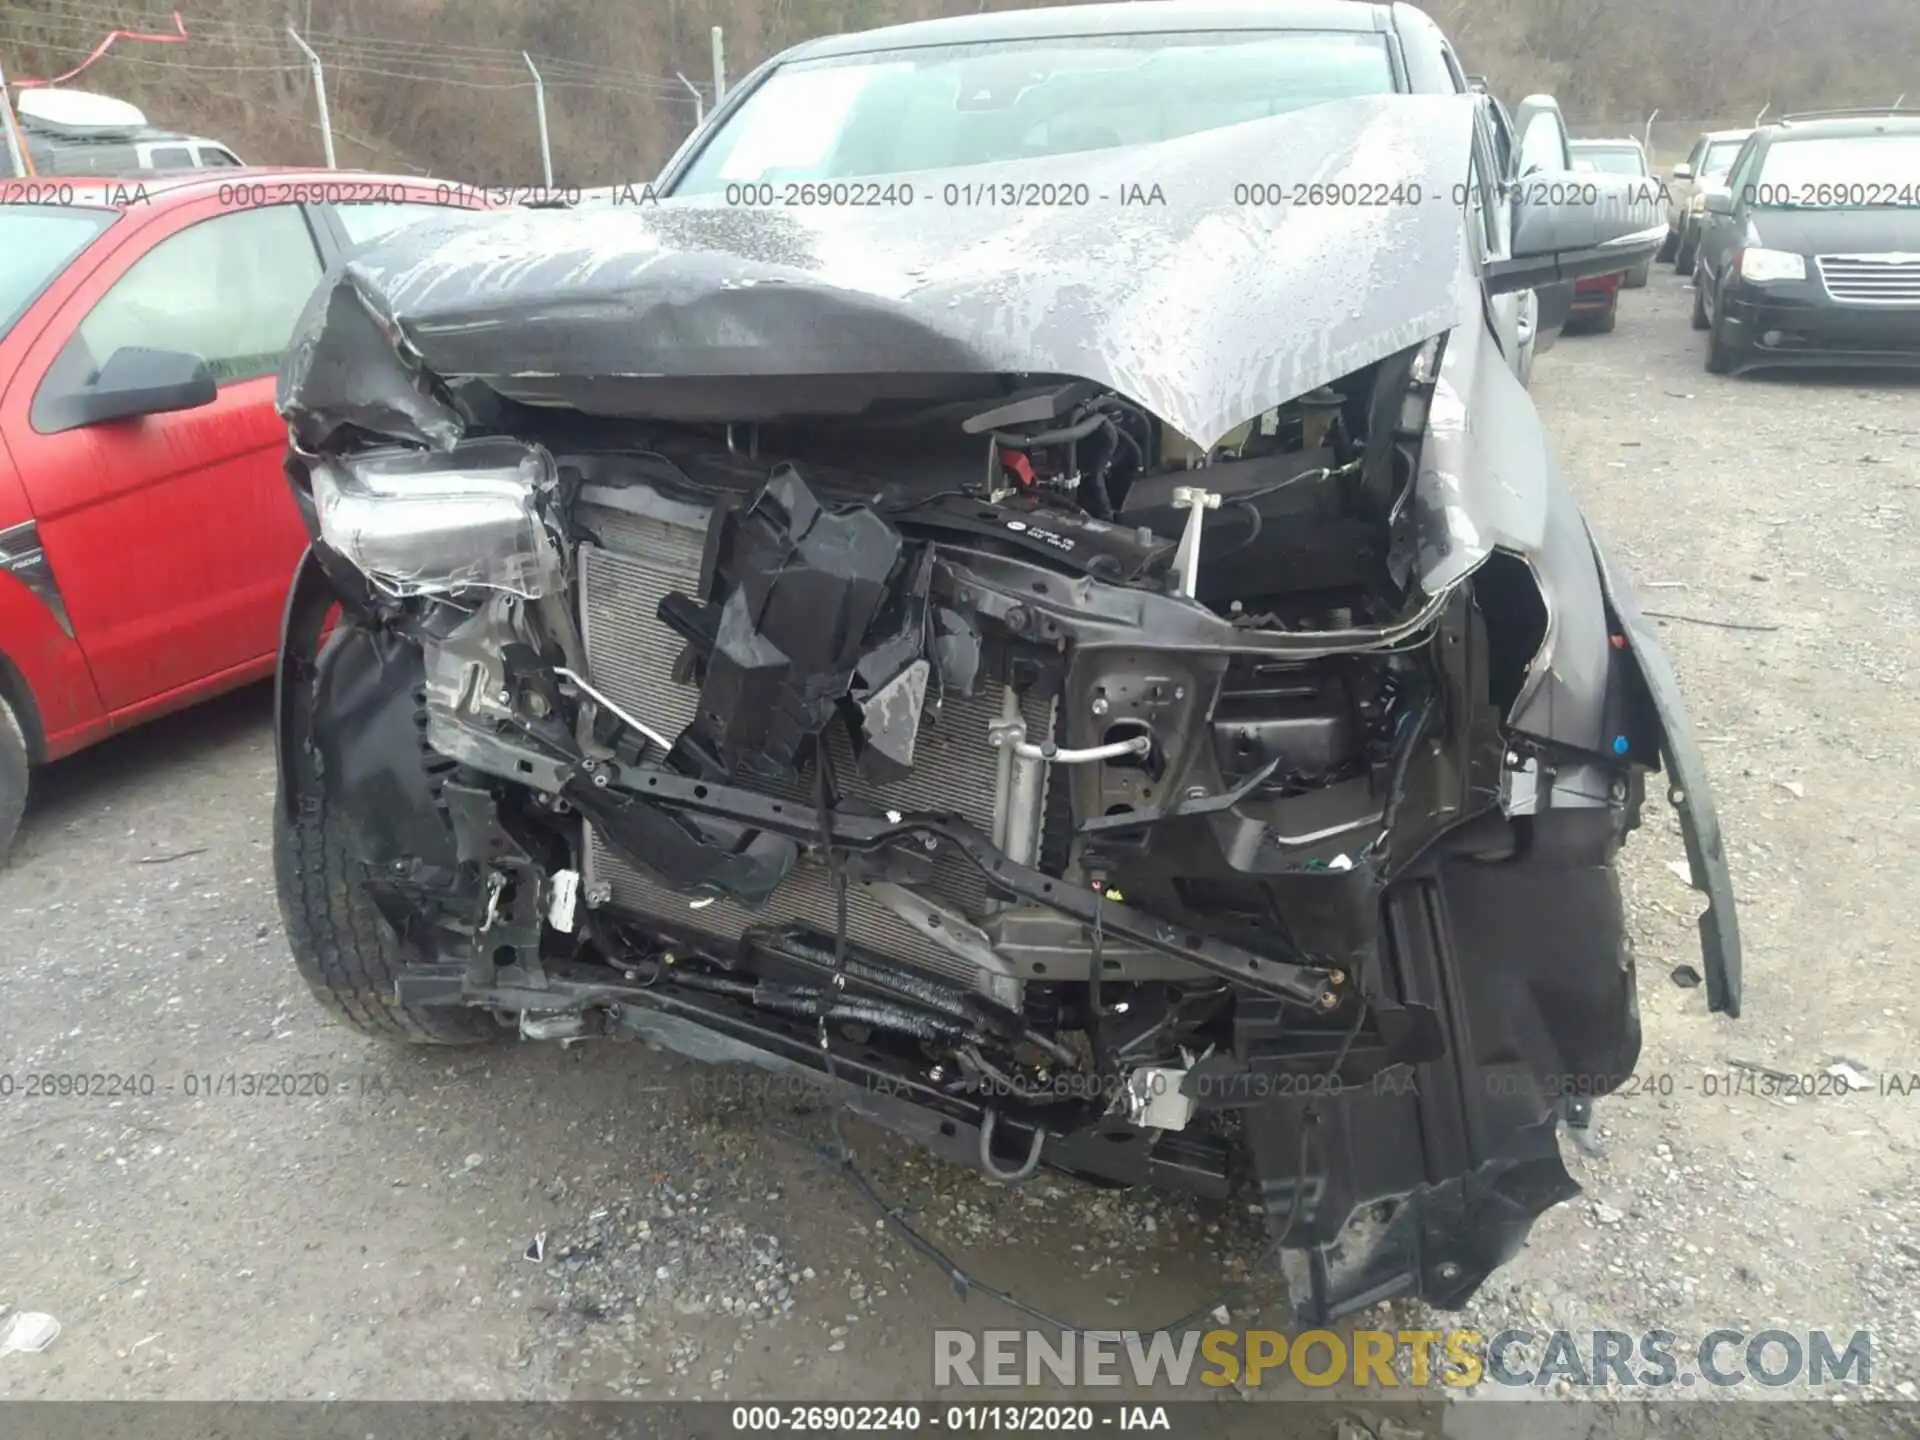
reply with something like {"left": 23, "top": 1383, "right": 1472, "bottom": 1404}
{"left": 0, "top": 204, "right": 118, "bottom": 341}
{"left": 31, "top": 203, "right": 324, "bottom": 432}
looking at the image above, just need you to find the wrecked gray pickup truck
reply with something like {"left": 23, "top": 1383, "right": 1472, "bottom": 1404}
{"left": 270, "top": 94, "right": 1735, "bottom": 1322}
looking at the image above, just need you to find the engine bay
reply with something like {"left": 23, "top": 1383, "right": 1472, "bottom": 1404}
{"left": 319, "top": 353, "right": 1451, "bottom": 991}
{"left": 281, "top": 342, "right": 1652, "bottom": 1322}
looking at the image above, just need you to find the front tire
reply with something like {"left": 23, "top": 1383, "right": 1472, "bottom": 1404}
{"left": 1674, "top": 225, "right": 1698, "bottom": 274}
{"left": 0, "top": 696, "right": 28, "bottom": 867}
{"left": 1704, "top": 302, "right": 1744, "bottom": 375}
{"left": 1589, "top": 304, "right": 1618, "bottom": 334}
{"left": 1623, "top": 256, "right": 1651, "bottom": 289}
{"left": 274, "top": 781, "right": 506, "bottom": 1046}
{"left": 1690, "top": 268, "right": 1710, "bottom": 330}
{"left": 1655, "top": 227, "right": 1679, "bottom": 264}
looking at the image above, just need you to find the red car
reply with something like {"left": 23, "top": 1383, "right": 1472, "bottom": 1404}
{"left": 1566, "top": 268, "right": 1622, "bottom": 334}
{"left": 0, "top": 169, "right": 490, "bottom": 861}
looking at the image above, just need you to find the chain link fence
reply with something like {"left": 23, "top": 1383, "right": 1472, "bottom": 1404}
{"left": 1575, "top": 98, "right": 1914, "bottom": 173}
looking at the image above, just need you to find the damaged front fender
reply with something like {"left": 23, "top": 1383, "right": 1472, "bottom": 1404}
{"left": 273, "top": 546, "right": 335, "bottom": 826}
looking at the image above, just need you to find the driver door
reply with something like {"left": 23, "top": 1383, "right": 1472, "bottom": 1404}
{"left": 2, "top": 202, "right": 324, "bottom": 713}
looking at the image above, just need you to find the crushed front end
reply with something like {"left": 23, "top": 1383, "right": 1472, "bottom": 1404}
{"left": 268, "top": 120, "right": 1738, "bottom": 1323}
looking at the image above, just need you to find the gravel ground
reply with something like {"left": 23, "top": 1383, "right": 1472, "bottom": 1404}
{"left": 0, "top": 266, "right": 1915, "bottom": 1435}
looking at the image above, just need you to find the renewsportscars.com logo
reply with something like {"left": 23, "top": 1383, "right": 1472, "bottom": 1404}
{"left": 933, "top": 1328, "right": 1873, "bottom": 1391}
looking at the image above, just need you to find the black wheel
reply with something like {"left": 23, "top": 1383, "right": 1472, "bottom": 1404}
{"left": 1655, "top": 227, "right": 1678, "bottom": 264}
{"left": 274, "top": 769, "right": 506, "bottom": 1046}
{"left": 1623, "top": 257, "right": 1651, "bottom": 290}
{"left": 1690, "top": 269, "right": 1710, "bottom": 330}
{"left": 1674, "top": 228, "right": 1698, "bottom": 274}
{"left": 1588, "top": 303, "right": 1618, "bottom": 334}
{"left": 0, "top": 696, "right": 28, "bottom": 867}
{"left": 1704, "top": 302, "right": 1744, "bottom": 375}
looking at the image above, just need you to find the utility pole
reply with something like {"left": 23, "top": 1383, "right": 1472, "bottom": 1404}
{"left": 676, "top": 71, "right": 704, "bottom": 126}
{"left": 287, "top": 28, "right": 337, "bottom": 168}
{"left": 523, "top": 52, "right": 552, "bottom": 187}
{"left": 711, "top": 26, "right": 726, "bottom": 105}
{"left": 0, "top": 56, "right": 28, "bottom": 178}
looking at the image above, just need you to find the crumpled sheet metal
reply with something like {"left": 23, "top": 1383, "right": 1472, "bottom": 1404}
{"left": 278, "top": 93, "right": 1480, "bottom": 458}
{"left": 1413, "top": 315, "right": 1550, "bottom": 593}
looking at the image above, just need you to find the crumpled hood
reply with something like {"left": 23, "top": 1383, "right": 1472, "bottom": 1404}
{"left": 279, "top": 93, "right": 1480, "bottom": 453}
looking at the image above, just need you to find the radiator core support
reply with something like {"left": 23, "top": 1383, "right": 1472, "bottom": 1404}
{"left": 574, "top": 480, "right": 1046, "bottom": 1002}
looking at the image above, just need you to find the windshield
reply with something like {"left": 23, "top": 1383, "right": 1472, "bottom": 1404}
{"left": 1574, "top": 146, "right": 1644, "bottom": 175}
{"left": 0, "top": 204, "right": 116, "bottom": 340}
{"left": 1754, "top": 133, "right": 1920, "bottom": 205}
{"left": 672, "top": 30, "right": 1397, "bottom": 191}
{"left": 1700, "top": 139, "right": 1746, "bottom": 178}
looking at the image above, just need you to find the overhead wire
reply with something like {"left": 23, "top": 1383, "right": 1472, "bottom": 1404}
{"left": 0, "top": 7, "right": 704, "bottom": 96}
{"left": 7, "top": 38, "right": 702, "bottom": 101}
{"left": 3, "top": 1, "right": 647, "bottom": 71}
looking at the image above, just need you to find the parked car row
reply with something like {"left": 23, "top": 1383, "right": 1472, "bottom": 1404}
{"left": 1685, "top": 109, "right": 1920, "bottom": 375}
{"left": 1565, "top": 109, "right": 1919, "bottom": 376}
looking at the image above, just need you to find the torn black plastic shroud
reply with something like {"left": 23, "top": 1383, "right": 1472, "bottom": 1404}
{"left": 659, "top": 463, "right": 935, "bottom": 783}
{"left": 1242, "top": 804, "right": 1643, "bottom": 1323}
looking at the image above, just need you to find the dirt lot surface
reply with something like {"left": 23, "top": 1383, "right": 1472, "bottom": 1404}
{"left": 2, "top": 269, "right": 1916, "bottom": 1435}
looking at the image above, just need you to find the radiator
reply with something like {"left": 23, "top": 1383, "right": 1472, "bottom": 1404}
{"left": 574, "top": 484, "right": 1042, "bottom": 995}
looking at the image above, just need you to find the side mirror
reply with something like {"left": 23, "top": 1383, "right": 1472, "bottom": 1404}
{"left": 1485, "top": 171, "right": 1667, "bottom": 296}
{"left": 1512, "top": 93, "right": 1571, "bottom": 174}
{"left": 1672, "top": 162, "right": 1694, "bottom": 181}
{"left": 37, "top": 346, "right": 218, "bottom": 434}
{"left": 1703, "top": 190, "right": 1735, "bottom": 216}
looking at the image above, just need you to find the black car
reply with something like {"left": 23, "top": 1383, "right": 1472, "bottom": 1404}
{"left": 269, "top": 2, "right": 1712, "bottom": 1327}
{"left": 1692, "top": 109, "right": 1920, "bottom": 374}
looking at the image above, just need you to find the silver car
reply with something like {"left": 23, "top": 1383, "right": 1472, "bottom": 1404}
{"left": 1661, "top": 127, "right": 1752, "bottom": 272}
{"left": 1571, "top": 137, "right": 1654, "bottom": 286}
